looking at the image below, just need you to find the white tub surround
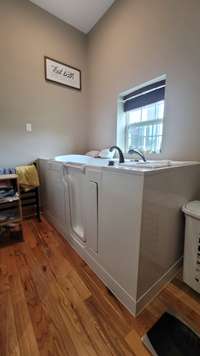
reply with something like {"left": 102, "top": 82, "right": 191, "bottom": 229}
{"left": 38, "top": 156, "right": 200, "bottom": 315}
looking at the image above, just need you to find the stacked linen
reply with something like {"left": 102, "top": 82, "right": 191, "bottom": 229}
{"left": 0, "top": 168, "right": 16, "bottom": 175}
{"left": 0, "top": 180, "right": 17, "bottom": 202}
{"left": 0, "top": 175, "right": 18, "bottom": 224}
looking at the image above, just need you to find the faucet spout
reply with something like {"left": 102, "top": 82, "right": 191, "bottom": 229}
{"left": 109, "top": 146, "right": 125, "bottom": 163}
{"left": 128, "top": 148, "right": 146, "bottom": 162}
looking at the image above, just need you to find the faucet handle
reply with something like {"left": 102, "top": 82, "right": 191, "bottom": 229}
{"left": 108, "top": 160, "right": 115, "bottom": 166}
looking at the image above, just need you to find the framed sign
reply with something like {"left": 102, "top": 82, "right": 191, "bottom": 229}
{"left": 44, "top": 56, "right": 81, "bottom": 90}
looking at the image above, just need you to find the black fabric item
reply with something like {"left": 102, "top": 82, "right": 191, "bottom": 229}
{"left": 147, "top": 312, "right": 200, "bottom": 356}
{"left": 123, "top": 80, "right": 166, "bottom": 112}
{"left": 0, "top": 168, "right": 16, "bottom": 175}
{"left": 0, "top": 188, "right": 15, "bottom": 198}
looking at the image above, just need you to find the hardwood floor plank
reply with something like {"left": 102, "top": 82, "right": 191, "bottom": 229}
{"left": 26, "top": 220, "right": 131, "bottom": 355}
{"left": 1, "top": 217, "right": 200, "bottom": 356}
{"left": 159, "top": 286, "right": 200, "bottom": 333}
{"left": 86, "top": 296, "right": 134, "bottom": 356}
{"left": 27, "top": 220, "right": 134, "bottom": 355}
{"left": 51, "top": 228, "right": 136, "bottom": 334}
{"left": 32, "top": 219, "right": 92, "bottom": 301}
{"left": 13, "top": 245, "right": 54, "bottom": 356}
{"left": 0, "top": 248, "right": 10, "bottom": 295}
{"left": 14, "top": 233, "right": 80, "bottom": 355}
{"left": 2, "top": 247, "right": 40, "bottom": 356}
{"left": 56, "top": 274, "right": 120, "bottom": 355}
{"left": 0, "top": 291, "right": 21, "bottom": 356}
{"left": 168, "top": 279, "right": 200, "bottom": 314}
{"left": 16, "top": 223, "right": 102, "bottom": 355}
{"left": 125, "top": 329, "right": 150, "bottom": 356}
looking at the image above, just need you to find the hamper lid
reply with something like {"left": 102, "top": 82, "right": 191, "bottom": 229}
{"left": 182, "top": 200, "right": 200, "bottom": 219}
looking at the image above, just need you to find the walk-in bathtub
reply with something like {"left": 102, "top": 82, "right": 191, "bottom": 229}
{"left": 38, "top": 155, "right": 200, "bottom": 315}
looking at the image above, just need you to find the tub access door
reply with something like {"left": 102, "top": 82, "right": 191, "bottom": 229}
{"left": 65, "top": 164, "right": 86, "bottom": 243}
{"left": 64, "top": 164, "right": 100, "bottom": 252}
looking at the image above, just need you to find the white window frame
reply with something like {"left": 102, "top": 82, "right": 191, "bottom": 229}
{"left": 117, "top": 75, "right": 166, "bottom": 156}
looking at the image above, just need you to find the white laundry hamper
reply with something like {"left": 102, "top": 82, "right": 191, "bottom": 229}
{"left": 182, "top": 201, "right": 200, "bottom": 294}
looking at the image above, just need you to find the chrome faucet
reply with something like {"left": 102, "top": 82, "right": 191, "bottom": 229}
{"left": 128, "top": 148, "right": 146, "bottom": 162}
{"left": 109, "top": 146, "right": 125, "bottom": 163}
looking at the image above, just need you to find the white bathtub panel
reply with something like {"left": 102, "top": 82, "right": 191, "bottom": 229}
{"left": 99, "top": 171, "right": 144, "bottom": 298}
{"left": 47, "top": 162, "right": 66, "bottom": 225}
{"left": 137, "top": 165, "right": 200, "bottom": 298}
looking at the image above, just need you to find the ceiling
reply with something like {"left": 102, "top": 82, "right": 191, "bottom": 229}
{"left": 30, "top": 0, "right": 115, "bottom": 34}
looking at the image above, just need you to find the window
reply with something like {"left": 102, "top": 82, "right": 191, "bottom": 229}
{"left": 126, "top": 100, "right": 164, "bottom": 153}
{"left": 119, "top": 79, "right": 166, "bottom": 154}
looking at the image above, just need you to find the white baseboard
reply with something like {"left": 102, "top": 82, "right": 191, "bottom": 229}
{"left": 135, "top": 257, "right": 183, "bottom": 315}
{"left": 44, "top": 212, "right": 182, "bottom": 316}
{"left": 67, "top": 232, "right": 137, "bottom": 314}
{"left": 45, "top": 211, "right": 68, "bottom": 239}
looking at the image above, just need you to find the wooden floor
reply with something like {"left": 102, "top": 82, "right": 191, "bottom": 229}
{"left": 1, "top": 218, "right": 200, "bottom": 356}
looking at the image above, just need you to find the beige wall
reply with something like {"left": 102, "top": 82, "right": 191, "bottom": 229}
{"left": 88, "top": 0, "right": 200, "bottom": 160}
{"left": 1, "top": 0, "right": 200, "bottom": 166}
{"left": 0, "top": 0, "right": 88, "bottom": 167}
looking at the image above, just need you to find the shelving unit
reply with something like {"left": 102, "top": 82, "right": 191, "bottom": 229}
{"left": 0, "top": 174, "right": 23, "bottom": 244}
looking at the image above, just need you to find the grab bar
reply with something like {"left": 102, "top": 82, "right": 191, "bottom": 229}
{"left": 63, "top": 163, "right": 86, "bottom": 172}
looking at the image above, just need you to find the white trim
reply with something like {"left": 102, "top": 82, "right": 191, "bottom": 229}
{"left": 135, "top": 257, "right": 183, "bottom": 315}
{"left": 128, "top": 118, "right": 163, "bottom": 128}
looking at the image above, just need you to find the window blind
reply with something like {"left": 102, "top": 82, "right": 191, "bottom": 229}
{"left": 123, "top": 80, "right": 166, "bottom": 112}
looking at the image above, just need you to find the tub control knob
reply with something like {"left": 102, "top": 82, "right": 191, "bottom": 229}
{"left": 108, "top": 160, "right": 115, "bottom": 166}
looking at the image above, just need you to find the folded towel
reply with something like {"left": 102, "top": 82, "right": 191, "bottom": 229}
{"left": 16, "top": 165, "right": 40, "bottom": 192}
